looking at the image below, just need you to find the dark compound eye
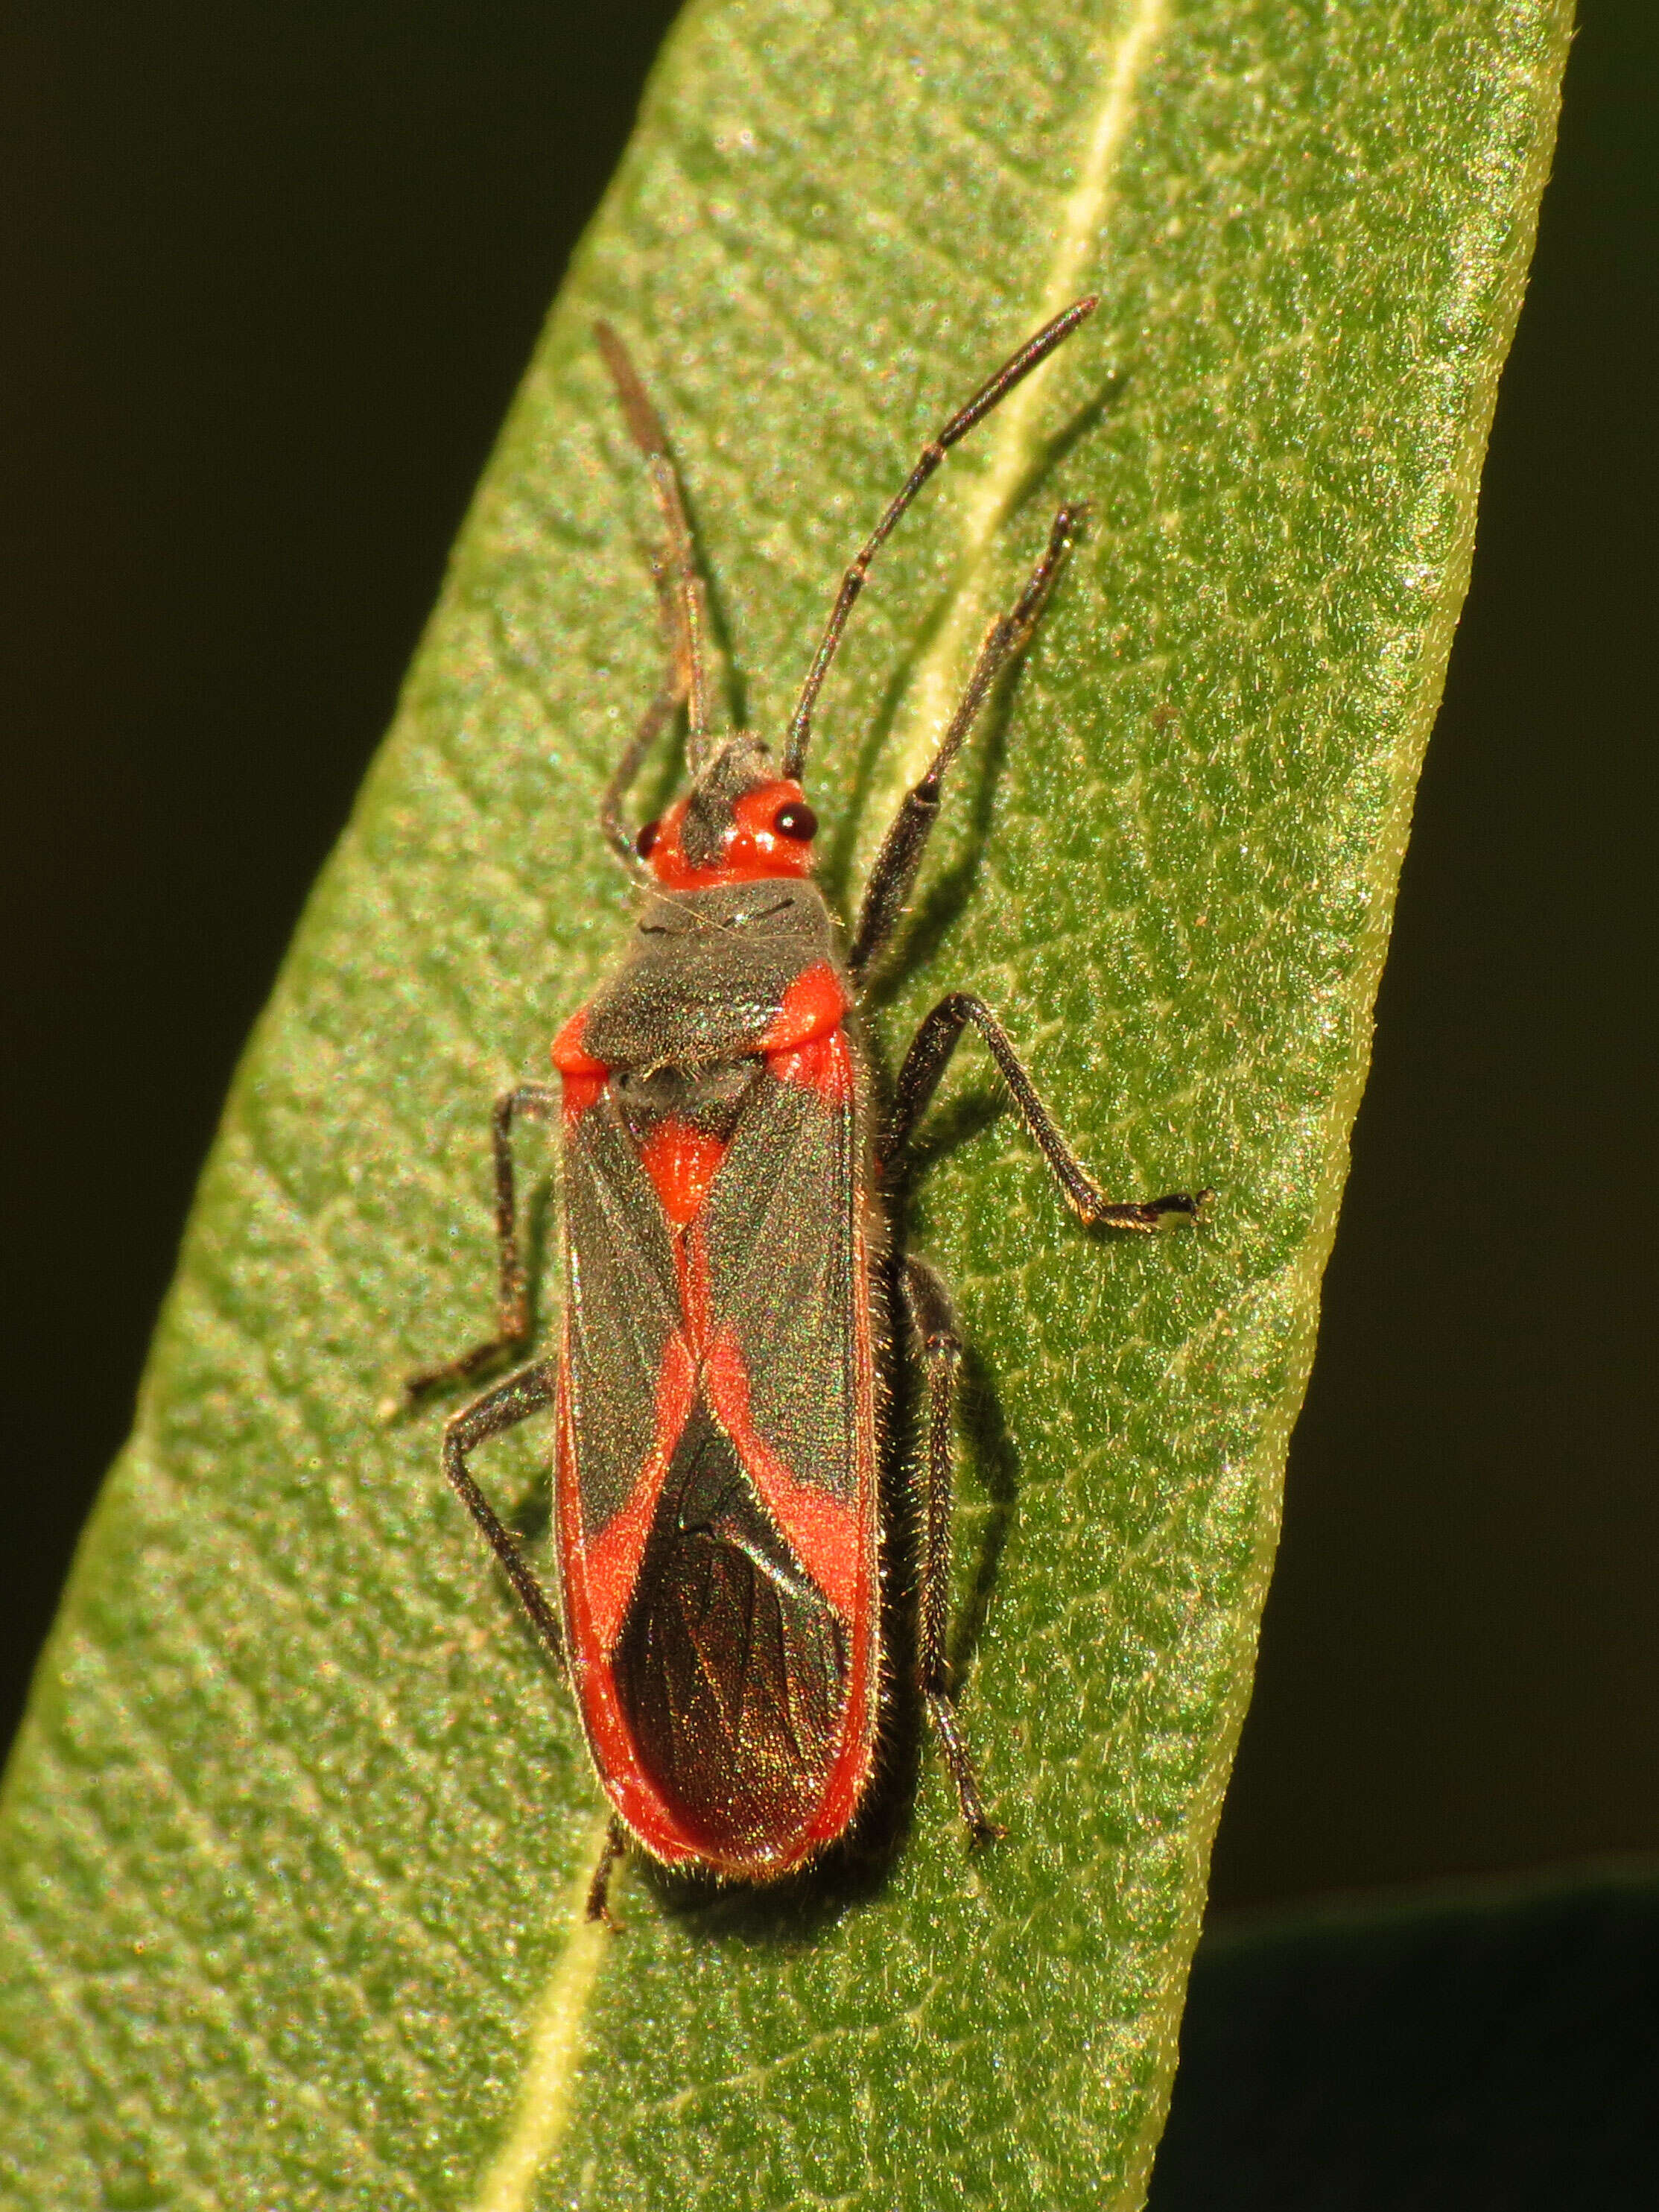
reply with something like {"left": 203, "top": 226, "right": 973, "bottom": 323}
{"left": 772, "top": 801, "right": 818, "bottom": 842}
{"left": 635, "top": 819, "right": 661, "bottom": 859}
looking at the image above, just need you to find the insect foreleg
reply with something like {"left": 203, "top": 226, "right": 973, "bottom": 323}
{"left": 884, "top": 995, "right": 1206, "bottom": 1231}
{"left": 900, "top": 1255, "right": 1001, "bottom": 1845}
{"left": 442, "top": 1359, "right": 564, "bottom": 1665}
{"left": 848, "top": 503, "right": 1082, "bottom": 980}
{"left": 393, "top": 1083, "right": 559, "bottom": 1409}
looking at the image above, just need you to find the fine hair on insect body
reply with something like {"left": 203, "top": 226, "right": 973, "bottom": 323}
{"left": 399, "top": 299, "right": 1206, "bottom": 1920}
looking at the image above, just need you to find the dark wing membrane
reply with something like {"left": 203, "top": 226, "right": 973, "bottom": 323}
{"left": 699, "top": 1068, "right": 863, "bottom": 1505}
{"left": 612, "top": 1399, "right": 843, "bottom": 1861}
{"left": 561, "top": 1098, "right": 684, "bottom": 1536}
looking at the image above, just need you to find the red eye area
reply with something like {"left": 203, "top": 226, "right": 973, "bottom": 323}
{"left": 635, "top": 819, "right": 661, "bottom": 859}
{"left": 644, "top": 777, "right": 819, "bottom": 887}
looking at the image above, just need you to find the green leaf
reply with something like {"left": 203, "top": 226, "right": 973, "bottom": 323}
{"left": 0, "top": 1, "right": 1570, "bottom": 2205}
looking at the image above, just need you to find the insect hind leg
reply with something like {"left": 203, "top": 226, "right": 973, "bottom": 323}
{"left": 901, "top": 1254, "right": 1003, "bottom": 1846}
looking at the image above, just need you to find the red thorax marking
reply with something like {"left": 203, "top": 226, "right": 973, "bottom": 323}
{"left": 760, "top": 960, "right": 854, "bottom": 1104}
{"left": 551, "top": 1007, "right": 607, "bottom": 1122}
{"left": 758, "top": 960, "right": 848, "bottom": 1051}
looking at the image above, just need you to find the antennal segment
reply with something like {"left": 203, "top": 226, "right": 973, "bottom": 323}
{"left": 782, "top": 295, "right": 1097, "bottom": 781}
{"left": 595, "top": 322, "right": 714, "bottom": 770}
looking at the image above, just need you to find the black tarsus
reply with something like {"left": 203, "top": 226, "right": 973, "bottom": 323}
{"left": 783, "top": 296, "right": 1097, "bottom": 782}
{"left": 848, "top": 502, "right": 1083, "bottom": 980}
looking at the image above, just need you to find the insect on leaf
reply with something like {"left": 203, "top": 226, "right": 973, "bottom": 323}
{"left": 0, "top": 0, "right": 1573, "bottom": 2206}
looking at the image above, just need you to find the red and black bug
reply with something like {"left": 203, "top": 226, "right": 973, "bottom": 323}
{"left": 402, "top": 300, "right": 1205, "bottom": 1915}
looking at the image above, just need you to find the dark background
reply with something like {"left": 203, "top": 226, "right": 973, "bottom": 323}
{"left": 2, "top": 1, "right": 1654, "bottom": 1915}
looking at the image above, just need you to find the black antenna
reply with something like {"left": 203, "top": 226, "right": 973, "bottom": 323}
{"left": 782, "top": 297, "right": 1097, "bottom": 781}
{"left": 595, "top": 322, "right": 714, "bottom": 770}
